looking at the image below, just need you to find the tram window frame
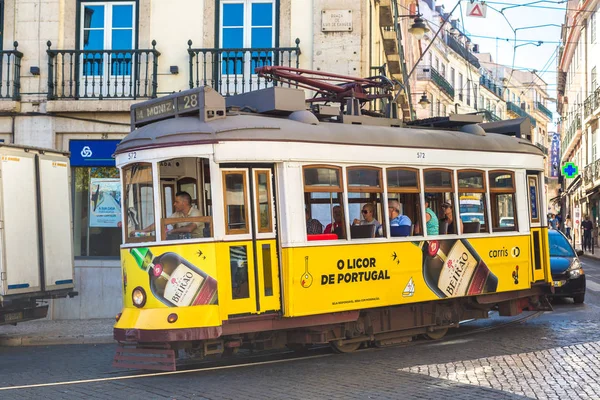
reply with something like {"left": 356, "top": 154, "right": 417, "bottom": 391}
{"left": 347, "top": 166, "right": 385, "bottom": 239}
{"left": 122, "top": 162, "right": 156, "bottom": 244}
{"left": 157, "top": 157, "right": 214, "bottom": 241}
{"left": 303, "top": 165, "right": 345, "bottom": 240}
{"left": 457, "top": 169, "right": 488, "bottom": 234}
{"left": 386, "top": 167, "right": 422, "bottom": 237}
{"left": 489, "top": 170, "right": 518, "bottom": 232}
{"left": 254, "top": 169, "right": 273, "bottom": 234}
{"left": 424, "top": 168, "right": 455, "bottom": 235}
{"left": 223, "top": 170, "right": 250, "bottom": 235}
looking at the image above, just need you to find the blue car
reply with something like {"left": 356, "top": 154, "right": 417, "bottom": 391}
{"left": 549, "top": 230, "right": 586, "bottom": 304}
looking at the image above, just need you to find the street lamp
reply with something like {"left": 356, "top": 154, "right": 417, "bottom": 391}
{"left": 408, "top": 17, "right": 430, "bottom": 40}
{"left": 418, "top": 93, "right": 431, "bottom": 109}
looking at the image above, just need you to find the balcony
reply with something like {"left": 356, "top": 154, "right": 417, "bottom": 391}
{"left": 583, "top": 86, "right": 600, "bottom": 120}
{"left": 416, "top": 66, "right": 455, "bottom": 99}
{"left": 595, "top": 159, "right": 600, "bottom": 180}
{"left": 188, "top": 40, "right": 301, "bottom": 97}
{"left": 482, "top": 109, "right": 501, "bottom": 122}
{"left": 46, "top": 41, "right": 160, "bottom": 100}
{"left": 479, "top": 76, "right": 503, "bottom": 98}
{"left": 506, "top": 101, "right": 537, "bottom": 127}
{"left": 561, "top": 113, "right": 581, "bottom": 158}
{"left": 535, "top": 102, "right": 553, "bottom": 120}
{"left": 584, "top": 163, "right": 594, "bottom": 187}
{"left": 0, "top": 42, "right": 23, "bottom": 101}
{"left": 446, "top": 34, "right": 480, "bottom": 69}
{"left": 535, "top": 142, "right": 549, "bottom": 156}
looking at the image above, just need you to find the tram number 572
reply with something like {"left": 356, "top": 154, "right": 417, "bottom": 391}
{"left": 128, "top": 152, "right": 137, "bottom": 160}
{"left": 417, "top": 152, "right": 425, "bottom": 159}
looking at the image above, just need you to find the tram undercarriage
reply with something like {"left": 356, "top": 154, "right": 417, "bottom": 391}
{"left": 113, "top": 286, "right": 552, "bottom": 371}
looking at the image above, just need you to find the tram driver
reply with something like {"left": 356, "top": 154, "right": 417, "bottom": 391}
{"left": 134, "top": 191, "right": 203, "bottom": 239}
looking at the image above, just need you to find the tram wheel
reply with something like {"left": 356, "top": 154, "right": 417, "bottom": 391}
{"left": 331, "top": 340, "right": 362, "bottom": 353}
{"left": 424, "top": 328, "right": 448, "bottom": 340}
{"left": 221, "top": 346, "right": 239, "bottom": 357}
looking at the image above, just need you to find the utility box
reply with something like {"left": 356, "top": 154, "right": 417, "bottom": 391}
{"left": 0, "top": 144, "right": 76, "bottom": 324}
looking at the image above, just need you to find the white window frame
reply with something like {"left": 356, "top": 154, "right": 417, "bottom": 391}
{"left": 80, "top": 1, "right": 136, "bottom": 52}
{"left": 219, "top": 0, "right": 276, "bottom": 49}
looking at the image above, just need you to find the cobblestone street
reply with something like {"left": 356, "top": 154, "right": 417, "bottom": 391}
{"left": 1, "top": 256, "right": 599, "bottom": 399}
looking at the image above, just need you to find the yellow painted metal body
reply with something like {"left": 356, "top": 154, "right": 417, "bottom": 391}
{"left": 116, "top": 233, "right": 551, "bottom": 332}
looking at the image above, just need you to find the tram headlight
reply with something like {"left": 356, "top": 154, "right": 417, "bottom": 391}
{"left": 568, "top": 259, "right": 583, "bottom": 279}
{"left": 132, "top": 287, "right": 147, "bottom": 308}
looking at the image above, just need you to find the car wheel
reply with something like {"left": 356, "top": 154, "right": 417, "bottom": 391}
{"left": 573, "top": 294, "right": 585, "bottom": 304}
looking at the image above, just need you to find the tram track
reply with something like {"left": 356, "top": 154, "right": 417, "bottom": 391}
{"left": 0, "top": 310, "right": 546, "bottom": 392}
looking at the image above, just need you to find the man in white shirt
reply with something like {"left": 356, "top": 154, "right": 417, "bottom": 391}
{"left": 167, "top": 192, "right": 202, "bottom": 238}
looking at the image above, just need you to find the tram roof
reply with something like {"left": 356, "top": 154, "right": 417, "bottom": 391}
{"left": 114, "top": 112, "right": 544, "bottom": 157}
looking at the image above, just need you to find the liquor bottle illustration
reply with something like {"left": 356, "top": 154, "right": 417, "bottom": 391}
{"left": 416, "top": 239, "right": 498, "bottom": 298}
{"left": 130, "top": 248, "right": 218, "bottom": 307}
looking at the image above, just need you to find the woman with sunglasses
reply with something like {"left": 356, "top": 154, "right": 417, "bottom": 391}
{"left": 353, "top": 203, "right": 382, "bottom": 236}
{"left": 440, "top": 201, "right": 463, "bottom": 234}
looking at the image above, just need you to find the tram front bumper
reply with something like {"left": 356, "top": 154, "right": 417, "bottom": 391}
{"left": 114, "top": 306, "right": 223, "bottom": 343}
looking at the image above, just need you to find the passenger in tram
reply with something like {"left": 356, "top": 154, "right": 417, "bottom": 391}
{"left": 167, "top": 192, "right": 203, "bottom": 238}
{"left": 439, "top": 201, "right": 463, "bottom": 234}
{"left": 388, "top": 200, "right": 411, "bottom": 237}
{"left": 352, "top": 203, "right": 382, "bottom": 237}
{"left": 424, "top": 196, "right": 439, "bottom": 235}
{"left": 324, "top": 205, "right": 345, "bottom": 238}
{"left": 134, "top": 191, "right": 202, "bottom": 238}
{"left": 305, "top": 207, "right": 323, "bottom": 234}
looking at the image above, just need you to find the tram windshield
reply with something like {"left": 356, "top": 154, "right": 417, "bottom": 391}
{"left": 123, "top": 157, "right": 214, "bottom": 243}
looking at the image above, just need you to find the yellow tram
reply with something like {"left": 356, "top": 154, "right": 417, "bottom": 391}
{"left": 113, "top": 86, "right": 552, "bottom": 370}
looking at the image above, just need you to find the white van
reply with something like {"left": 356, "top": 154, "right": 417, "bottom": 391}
{"left": 0, "top": 144, "right": 76, "bottom": 324}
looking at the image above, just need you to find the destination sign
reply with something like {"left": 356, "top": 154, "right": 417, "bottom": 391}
{"left": 131, "top": 88, "right": 205, "bottom": 126}
{"left": 134, "top": 99, "right": 176, "bottom": 123}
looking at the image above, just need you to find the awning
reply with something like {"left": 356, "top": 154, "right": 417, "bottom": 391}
{"left": 566, "top": 175, "right": 582, "bottom": 194}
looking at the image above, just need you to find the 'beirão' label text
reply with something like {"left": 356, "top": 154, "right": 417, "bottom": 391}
{"left": 438, "top": 242, "right": 477, "bottom": 297}
{"left": 164, "top": 264, "right": 205, "bottom": 306}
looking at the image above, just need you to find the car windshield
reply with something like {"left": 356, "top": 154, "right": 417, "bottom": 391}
{"left": 549, "top": 232, "right": 575, "bottom": 257}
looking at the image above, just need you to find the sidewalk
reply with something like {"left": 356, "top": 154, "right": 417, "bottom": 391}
{"left": 0, "top": 318, "right": 114, "bottom": 347}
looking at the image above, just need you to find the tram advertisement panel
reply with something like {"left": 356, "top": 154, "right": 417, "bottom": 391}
{"left": 121, "top": 244, "right": 219, "bottom": 309}
{"left": 284, "top": 236, "right": 531, "bottom": 317}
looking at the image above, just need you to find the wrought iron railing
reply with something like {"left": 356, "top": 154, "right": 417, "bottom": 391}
{"left": 535, "top": 101, "right": 553, "bottom": 120}
{"left": 482, "top": 109, "right": 501, "bottom": 122}
{"left": 0, "top": 42, "right": 23, "bottom": 101}
{"left": 583, "top": 86, "right": 600, "bottom": 119}
{"left": 46, "top": 41, "right": 160, "bottom": 100}
{"left": 595, "top": 159, "right": 600, "bottom": 180}
{"left": 535, "top": 142, "right": 549, "bottom": 156}
{"left": 430, "top": 67, "right": 455, "bottom": 98}
{"left": 561, "top": 113, "right": 582, "bottom": 157}
{"left": 506, "top": 101, "right": 537, "bottom": 127}
{"left": 188, "top": 39, "right": 301, "bottom": 96}
{"left": 479, "top": 76, "right": 503, "bottom": 98}
{"left": 584, "top": 164, "right": 594, "bottom": 186}
{"left": 446, "top": 34, "right": 480, "bottom": 68}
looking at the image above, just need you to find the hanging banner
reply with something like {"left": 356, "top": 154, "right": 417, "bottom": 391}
{"left": 90, "top": 178, "right": 122, "bottom": 227}
{"left": 550, "top": 133, "right": 560, "bottom": 178}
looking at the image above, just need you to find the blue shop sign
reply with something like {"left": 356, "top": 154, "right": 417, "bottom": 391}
{"left": 69, "top": 140, "right": 121, "bottom": 167}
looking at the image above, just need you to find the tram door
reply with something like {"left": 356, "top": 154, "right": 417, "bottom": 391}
{"left": 221, "top": 166, "right": 281, "bottom": 317}
{"left": 527, "top": 172, "right": 549, "bottom": 282}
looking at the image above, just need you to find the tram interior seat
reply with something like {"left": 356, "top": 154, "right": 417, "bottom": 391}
{"left": 463, "top": 221, "right": 481, "bottom": 233}
{"left": 439, "top": 220, "right": 449, "bottom": 235}
{"left": 307, "top": 233, "right": 338, "bottom": 241}
{"left": 351, "top": 225, "right": 376, "bottom": 239}
{"left": 390, "top": 225, "right": 411, "bottom": 237}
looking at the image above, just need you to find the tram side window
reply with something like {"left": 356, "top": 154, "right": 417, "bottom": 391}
{"left": 123, "top": 163, "right": 156, "bottom": 243}
{"left": 489, "top": 171, "right": 517, "bottom": 231}
{"left": 223, "top": 171, "right": 249, "bottom": 235}
{"left": 158, "top": 157, "right": 213, "bottom": 240}
{"left": 458, "top": 170, "right": 488, "bottom": 234}
{"left": 348, "top": 167, "right": 385, "bottom": 239}
{"left": 303, "top": 165, "right": 345, "bottom": 240}
{"left": 423, "top": 169, "right": 454, "bottom": 235}
{"left": 386, "top": 168, "right": 421, "bottom": 237}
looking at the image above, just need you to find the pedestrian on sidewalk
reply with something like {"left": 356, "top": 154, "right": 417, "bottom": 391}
{"left": 565, "top": 214, "right": 572, "bottom": 239}
{"left": 582, "top": 215, "right": 593, "bottom": 252}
